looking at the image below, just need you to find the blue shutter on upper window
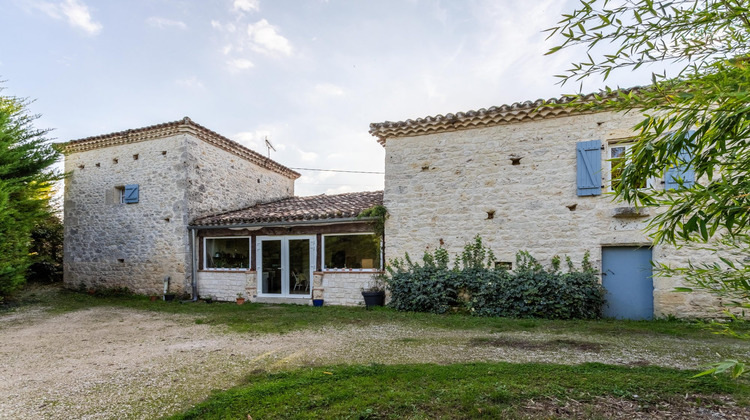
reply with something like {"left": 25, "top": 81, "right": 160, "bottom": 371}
{"left": 665, "top": 131, "right": 696, "bottom": 190}
{"left": 576, "top": 140, "right": 602, "bottom": 196}
{"left": 123, "top": 184, "right": 139, "bottom": 203}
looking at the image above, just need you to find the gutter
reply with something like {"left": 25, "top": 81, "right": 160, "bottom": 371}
{"left": 189, "top": 228, "right": 198, "bottom": 301}
{"left": 187, "top": 217, "right": 374, "bottom": 230}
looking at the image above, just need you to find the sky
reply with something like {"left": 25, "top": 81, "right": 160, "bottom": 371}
{"left": 1, "top": 0, "right": 663, "bottom": 196}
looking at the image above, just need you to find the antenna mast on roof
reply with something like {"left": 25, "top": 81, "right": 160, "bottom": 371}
{"left": 264, "top": 137, "right": 276, "bottom": 158}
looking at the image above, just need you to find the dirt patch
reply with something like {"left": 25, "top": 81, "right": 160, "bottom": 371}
{"left": 522, "top": 395, "right": 750, "bottom": 419}
{"left": 469, "top": 337, "right": 603, "bottom": 352}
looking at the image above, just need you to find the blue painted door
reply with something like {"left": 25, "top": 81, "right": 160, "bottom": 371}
{"left": 601, "top": 247, "right": 653, "bottom": 320}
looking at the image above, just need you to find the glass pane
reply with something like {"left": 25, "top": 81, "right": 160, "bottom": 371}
{"left": 261, "top": 240, "right": 282, "bottom": 294}
{"left": 324, "top": 235, "right": 381, "bottom": 269}
{"left": 205, "top": 238, "right": 249, "bottom": 269}
{"left": 289, "top": 239, "right": 310, "bottom": 295}
{"left": 610, "top": 146, "right": 626, "bottom": 190}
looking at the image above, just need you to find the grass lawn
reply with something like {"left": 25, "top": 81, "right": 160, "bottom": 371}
{"left": 167, "top": 363, "right": 749, "bottom": 419}
{"left": 7, "top": 284, "right": 748, "bottom": 339}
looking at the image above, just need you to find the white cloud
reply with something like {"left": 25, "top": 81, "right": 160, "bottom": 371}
{"left": 146, "top": 17, "right": 187, "bottom": 30}
{"left": 233, "top": 0, "right": 259, "bottom": 13}
{"left": 227, "top": 58, "right": 254, "bottom": 72}
{"left": 297, "top": 148, "right": 318, "bottom": 162}
{"left": 34, "top": 0, "right": 102, "bottom": 35}
{"left": 246, "top": 19, "right": 293, "bottom": 56}
{"left": 211, "top": 20, "right": 236, "bottom": 33}
{"left": 314, "top": 83, "right": 345, "bottom": 96}
{"left": 175, "top": 76, "right": 205, "bottom": 89}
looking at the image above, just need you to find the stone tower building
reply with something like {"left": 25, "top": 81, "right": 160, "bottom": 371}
{"left": 62, "top": 118, "right": 299, "bottom": 295}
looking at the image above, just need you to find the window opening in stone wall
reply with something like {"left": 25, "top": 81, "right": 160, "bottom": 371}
{"left": 115, "top": 186, "right": 125, "bottom": 204}
{"left": 133, "top": 154, "right": 139, "bottom": 160}
{"left": 205, "top": 237, "right": 250, "bottom": 270}
{"left": 322, "top": 233, "right": 381, "bottom": 270}
{"left": 495, "top": 261, "right": 512, "bottom": 270}
{"left": 608, "top": 143, "right": 649, "bottom": 191}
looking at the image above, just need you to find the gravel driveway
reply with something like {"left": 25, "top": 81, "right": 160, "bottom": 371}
{"left": 1, "top": 306, "right": 749, "bottom": 419}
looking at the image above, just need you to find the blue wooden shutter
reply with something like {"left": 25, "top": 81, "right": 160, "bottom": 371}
{"left": 577, "top": 140, "right": 602, "bottom": 196}
{"left": 123, "top": 184, "right": 139, "bottom": 203}
{"left": 665, "top": 131, "right": 695, "bottom": 190}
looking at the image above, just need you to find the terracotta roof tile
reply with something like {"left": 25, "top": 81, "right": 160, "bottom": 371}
{"left": 192, "top": 190, "right": 383, "bottom": 226}
{"left": 62, "top": 117, "right": 300, "bottom": 179}
{"left": 369, "top": 90, "right": 635, "bottom": 145}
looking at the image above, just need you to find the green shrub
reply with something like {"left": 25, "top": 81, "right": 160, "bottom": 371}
{"left": 386, "top": 236, "right": 605, "bottom": 319}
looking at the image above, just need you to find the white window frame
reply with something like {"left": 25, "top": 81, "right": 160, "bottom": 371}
{"left": 607, "top": 142, "right": 654, "bottom": 192}
{"left": 321, "top": 232, "right": 383, "bottom": 272}
{"left": 256, "top": 235, "right": 316, "bottom": 298}
{"left": 203, "top": 236, "right": 251, "bottom": 271}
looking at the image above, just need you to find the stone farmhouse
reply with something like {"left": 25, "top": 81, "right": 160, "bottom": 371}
{"left": 63, "top": 94, "right": 717, "bottom": 318}
{"left": 62, "top": 118, "right": 384, "bottom": 305}
{"left": 369, "top": 95, "right": 716, "bottom": 319}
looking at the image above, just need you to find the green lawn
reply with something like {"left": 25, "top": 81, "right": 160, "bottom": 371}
{"left": 167, "top": 363, "right": 749, "bottom": 419}
{"left": 7, "top": 284, "right": 747, "bottom": 339}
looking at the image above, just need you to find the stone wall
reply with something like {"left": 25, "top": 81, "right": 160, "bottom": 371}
{"left": 383, "top": 111, "right": 719, "bottom": 317}
{"left": 196, "top": 270, "right": 254, "bottom": 301}
{"left": 319, "top": 272, "right": 377, "bottom": 306}
{"left": 195, "top": 269, "right": 376, "bottom": 306}
{"left": 186, "top": 136, "right": 294, "bottom": 220}
{"left": 64, "top": 130, "right": 296, "bottom": 296}
{"left": 63, "top": 134, "right": 191, "bottom": 295}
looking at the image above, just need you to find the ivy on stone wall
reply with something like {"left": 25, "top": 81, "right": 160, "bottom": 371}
{"left": 386, "top": 236, "right": 605, "bottom": 319}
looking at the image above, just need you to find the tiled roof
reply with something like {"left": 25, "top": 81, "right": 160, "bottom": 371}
{"left": 62, "top": 117, "right": 300, "bottom": 179}
{"left": 369, "top": 90, "right": 628, "bottom": 145}
{"left": 192, "top": 190, "right": 384, "bottom": 226}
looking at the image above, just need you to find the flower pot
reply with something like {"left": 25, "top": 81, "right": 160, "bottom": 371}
{"left": 236, "top": 298, "right": 245, "bottom": 305}
{"left": 164, "top": 293, "right": 176, "bottom": 301}
{"left": 361, "top": 291, "right": 385, "bottom": 308}
{"left": 149, "top": 295, "right": 158, "bottom": 302}
{"left": 312, "top": 299, "right": 324, "bottom": 307}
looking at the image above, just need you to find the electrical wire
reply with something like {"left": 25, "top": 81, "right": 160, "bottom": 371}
{"left": 289, "top": 167, "right": 384, "bottom": 174}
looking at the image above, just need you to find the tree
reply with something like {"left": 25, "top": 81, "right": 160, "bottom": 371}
{"left": 0, "top": 89, "right": 62, "bottom": 297}
{"left": 546, "top": 0, "right": 750, "bottom": 377}
{"left": 28, "top": 212, "right": 64, "bottom": 284}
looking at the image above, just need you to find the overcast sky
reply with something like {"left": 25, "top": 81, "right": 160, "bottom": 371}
{"left": 2, "top": 0, "right": 661, "bottom": 196}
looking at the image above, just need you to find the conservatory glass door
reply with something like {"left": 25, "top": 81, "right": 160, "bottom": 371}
{"left": 257, "top": 236, "right": 315, "bottom": 297}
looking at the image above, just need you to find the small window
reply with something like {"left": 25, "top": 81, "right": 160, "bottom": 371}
{"left": 205, "top": 237, "right": 250, "bottom": 270}
{"left": 323, "top": 234, "right": 381, "bottom": 270}
{"left": 115, "top": 186, "right": 125, "bottom": 204}
{"left": 495, "top": 261, "right": 512, "bottom": 270}
{"left": 608, "top": 144, "right": 648, "bottom": 191}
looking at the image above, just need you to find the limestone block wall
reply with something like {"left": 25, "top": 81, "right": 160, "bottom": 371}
{"left": 195, "top": 270, "right": 375, "bottom": 306}
{"left": 383, "top": 111, "right": 718, "bottom": 317}
{"left": 196, "top": 270, "right": 254, "bottom": 301}
{"left": 185, "top": 136, "right": 294, "bottom": 220}
{"left": 319, "top": 272, "right": 377, "bottom": 306}
{"left": 63, "top": 135, "right": 191, "bottom": 295}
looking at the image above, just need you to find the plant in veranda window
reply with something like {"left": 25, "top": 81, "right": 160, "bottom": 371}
{"left": 546, "top": 0, "right": 750, "bottom": 377}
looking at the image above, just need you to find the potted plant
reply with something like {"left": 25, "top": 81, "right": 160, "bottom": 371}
{"left": 236, "top": 293, "right": 246, "bottom": 305}
{"left": 361, "top": 274, "right": 386, "bottom": 309}
{"left": 203, "top": 295, "right": 214, "bottom": 304}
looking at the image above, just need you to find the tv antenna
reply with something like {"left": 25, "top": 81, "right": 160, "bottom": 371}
{"left": 264, "top": 137, "right": 276, "bottom": 158}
